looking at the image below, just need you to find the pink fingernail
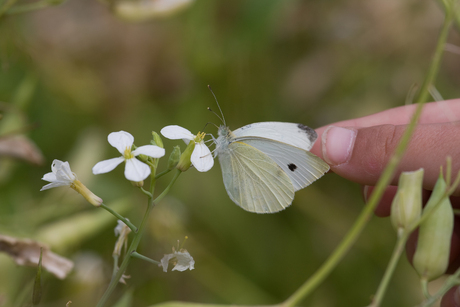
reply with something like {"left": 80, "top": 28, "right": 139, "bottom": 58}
{"left": 322, "top": 126, "right": 357, "bottom": 166}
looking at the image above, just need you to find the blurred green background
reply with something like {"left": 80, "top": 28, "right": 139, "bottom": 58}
{"left": 0, "top": 0, "right": 459, "bottom": 306}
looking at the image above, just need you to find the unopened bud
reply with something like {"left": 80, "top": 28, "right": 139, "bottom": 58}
{"left": 176, "top": 141, "right": 195, "bottom": 172}
{"left": 391, "top": 168, "right": 424, "bottom": 235}
{"left": 151, "top": 131, "right": 164, "bottom": 149}
{"left": 71, "top": 180, "right": 103, "bottom": 207}
{"left": 168, "top": 146, "right": 181, "bottom": 170}
{"left": 413, "top": 172, "right": 454, "bottom": 281}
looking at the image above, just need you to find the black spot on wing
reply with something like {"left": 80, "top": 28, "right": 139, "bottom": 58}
{"left": 297, "top": 124, "right": 317, "bottom": 143}
{"left": 288, "top": 163, "right": 297, "bottom": 171}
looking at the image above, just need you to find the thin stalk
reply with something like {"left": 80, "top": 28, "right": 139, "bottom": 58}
{"left": 153, "top": 169, "right": 181, "bottom": 204}
{"left": 96, "top": 170, "right": 181, "bottom": 307}
{"left": 155, "top": 168, "right": 172, "bottom": 179}
{"left": 96, "top": 198, "right": 154, "bottom": 307}
{"left": 415, "top": 9, "right": 453, "bottom": 103}
{"left": 369, "top": 232, "right": 410, "bottom": 306}
{"left": 100, "top": 203, "right": 137, "bottom": 233}
{"left": 282, "top": 96, "right": 427, "bottom": 307}
{"left": 131, "top": 251, "right": 160, "bottom": 265}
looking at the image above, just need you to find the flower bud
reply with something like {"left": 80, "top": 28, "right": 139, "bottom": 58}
{"left": 413, "top": 172, "right": 454, "bottom": 281}
{"left": 168, "top": 146, "right": 181, "bottom": 170}
{"left": 71, "top": 180, "right": 103, "bottom": 207}
{"left": 391, "top": 168, "right": 424, "bottom": 235}
{"left": 176, "top": 141, "right": 195, "bottom": 172}
{"left": 151, "top": 131, "right": 164, "bottom": 149}
{"left": 131, "top": 180, "right": 144, "bottom": 188}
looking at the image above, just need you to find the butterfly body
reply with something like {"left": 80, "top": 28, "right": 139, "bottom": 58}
{"left": 213, "top": 122, "right": 329, "bottom": 213}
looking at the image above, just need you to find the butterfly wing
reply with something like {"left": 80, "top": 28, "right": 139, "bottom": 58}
{"left": 232, "top": 122, "right": 317, "bottom": 151}
{"left": 218, "top": 141, "right": 295, "bottom": 213}
{"left": 238, "top": 138, "right": 330, "bottom": 191}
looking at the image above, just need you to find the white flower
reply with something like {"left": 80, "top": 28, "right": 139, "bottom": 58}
{"left": 41, "top": 160, "right": 76, "bottom": 190}
{"left": 92, "top": 131, "right": 165, "bottom": 182}
{"left": 160, "top": 125, "right": 214, "bottom": 172}
{"left": 41, "top": 159, "right": 103, "bottom": 206}
{"left": 159, "top": 250, "right": 195, "bottom": 272}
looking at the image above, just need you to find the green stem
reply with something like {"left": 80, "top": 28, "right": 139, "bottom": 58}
{"left": 153, "top": 169, "right": 181, "bottom": 203}
{"left": 415, "top": 9, "right": 453, "bottom": 103}
{"left": 155, "top": 168, "right": 172, "bottom": 179}
{"left": 369, "top": 232, "right": 410, "bottom": 307}
{"left": 131, "top": 251, "right": 160, "bottom": 265}
{"left": 282, "top": 96, "right": 427, "bottom": 307}
{"left": 96, "top": 170, "right": 181, "bottom": 307}
{"left": 419, "top": 271, "right": 460, "bottom": 307}
{"left": 96, "top": 197, "right": 154, "bottom": 307}
{"left": 421, "top": 278, "right": 430, "bottom": 299}
{"left": 100, "top": 203, "right": 138, "bottom": 233}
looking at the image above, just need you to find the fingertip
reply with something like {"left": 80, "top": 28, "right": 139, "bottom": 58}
{"left": 321, "top": 126, "right": 357, "bottom": 166}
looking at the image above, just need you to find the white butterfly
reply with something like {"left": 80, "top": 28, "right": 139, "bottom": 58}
{"left": 213, "top": 121, "right": 330, "bottom": 214}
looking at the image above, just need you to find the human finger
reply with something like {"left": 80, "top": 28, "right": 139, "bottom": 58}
{"left": 310, "top": 122, "right": 460, "bottom": 195}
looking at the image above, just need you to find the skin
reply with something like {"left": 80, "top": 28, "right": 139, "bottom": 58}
{"left": 309, "top": 99, "right": 460, "bottom": 306}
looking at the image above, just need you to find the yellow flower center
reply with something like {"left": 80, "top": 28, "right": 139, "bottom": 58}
{"left": 123, "top": 147, "right": 134, "bottom": 160}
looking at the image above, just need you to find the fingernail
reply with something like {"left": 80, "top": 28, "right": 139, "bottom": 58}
{"left": 322, "top": 126, "right": 357, "bottom": 166}
{"left": 454, "top": 286, "right": 460, "bottom": 306}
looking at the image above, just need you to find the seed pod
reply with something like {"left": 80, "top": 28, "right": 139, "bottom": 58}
{"left": 391, "top": 169, "right": 424, "bottom": 234}
{"left": 413, "top": 173, "right": 454, "bottom": 281}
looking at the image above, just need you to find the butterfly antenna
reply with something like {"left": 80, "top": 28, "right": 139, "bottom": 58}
{"left": 207, "top": 85, "right": 226, "bottom": 126}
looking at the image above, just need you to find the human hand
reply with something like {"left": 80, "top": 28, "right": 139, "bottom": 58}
{"left": 309, "top": 99, "right": 460, "bottom": 306}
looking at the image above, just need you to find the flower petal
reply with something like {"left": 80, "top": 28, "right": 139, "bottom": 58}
{"left": 42, "top": 172, "right": 57, "bottom": 182}
{"left": 40, "top": 181, "right": 69, "bottom": 191}
{"left": 54, "top": 161, "right": 75, "bottom": 182}
{"left": 160, "top": 125, "right": 194, "bottom": 144}
{"left": 92, "top": 157, "right": 124, "bottom": 175}
{"left": 172, "top": 251, "right": 195, "bottom": 271}
{"left": 159, "top": 254, "right": 174, "bottom": 272}
{"left": 108, "top": 131, "right": 134, "bottom": 154}
{"left": 191, "top": 142, "right": 214, "bottom": 172}
{"left": 124, "top": 158, "right": 150, "bottom": 181}
{"left": 132, "top": 145, "right": 165, "bottom": 158}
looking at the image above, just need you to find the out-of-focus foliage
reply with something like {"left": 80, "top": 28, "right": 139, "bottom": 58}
{"left": 0, "top": 0, "right": 459, "bottom": 306}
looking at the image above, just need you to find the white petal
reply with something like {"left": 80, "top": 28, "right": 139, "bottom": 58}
{"left": 160, "top": 125, "right": 194, "bottom": 143}
{"left": 108, "top": 131, "right": 134, "bottom": 154}
{"left": 40, "top": 181, "right": 69, "bottom": 191}
{"left": 54, "top": 161, "right": 75, "bottom": 182}
{"left": 42, "top": 172, "right": 57, "bottom": 182}
{"left": 132, "top": 145, "right": 165, "bottom": 158}
{"left": 191, "top": 142, "right": 214, "bottom": 172}
{"left": 159, "top": 254, "right": 174, "bottom": 272}
{"left": 92, "top": 157, "right": 124, "bottom": 174}
{"left": 172, "top": 252, "right": 195, "bottom": 271}
{"left": 124, "top": 158, "right": 150, "bottom": 181}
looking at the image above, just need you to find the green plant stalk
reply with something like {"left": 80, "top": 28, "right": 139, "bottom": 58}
{"left": 131, "top": 251, "right": 160, "bottom": 265}
{"left": 370, "top": 231, "right": 410, "bottom": 306}
{"left": 283, "top": 7, "right": 454, "bottom": 305}
{"left": 283, "top": 96, "right": 427, "bottom": 307}
{"left": 415, "top": 9, "right": 453, "bottom": 103}
{"left": 96, "top": 170, "right": 181, "bottom": 307}
{"left": 100, "top": 203, "right": 137, "bottom": 232}
{"left": 420, "top": 268, "right": 460, "bottom": 307}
